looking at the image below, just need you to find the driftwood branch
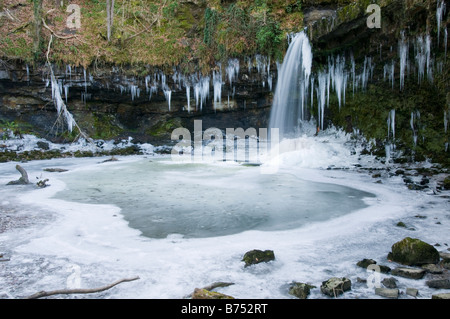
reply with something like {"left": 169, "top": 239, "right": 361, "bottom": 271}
{"left": 26, "top": 276, "right": 140, "bottom": 299}
{"left": 6, "top": 165, "right": 29, "bottom": 185}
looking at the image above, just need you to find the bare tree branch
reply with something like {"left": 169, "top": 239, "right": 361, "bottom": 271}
{"left": 26, "top": 276, "right": 140, "bottom": 299}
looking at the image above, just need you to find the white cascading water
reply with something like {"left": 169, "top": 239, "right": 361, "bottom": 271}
{"left": 269, "top": 31, "right": 312, "bottom": 138}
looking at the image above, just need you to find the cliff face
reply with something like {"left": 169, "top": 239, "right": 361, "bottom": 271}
{"left": 0, "top": 0, "right": 449, "bottom": 165}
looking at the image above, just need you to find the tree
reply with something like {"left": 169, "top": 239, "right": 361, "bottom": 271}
{"left": 106, "top": 0, "right": 115, "bottom": 42}
{"left": 33, "top": 0, "right": 43, "bottom": 60}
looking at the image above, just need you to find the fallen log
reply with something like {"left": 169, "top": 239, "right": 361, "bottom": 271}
{"left": 26, "top": 276, "right": 140, "bottom": 299}
{"left": 6, "top": 165, "right": 29, "bottom": 185}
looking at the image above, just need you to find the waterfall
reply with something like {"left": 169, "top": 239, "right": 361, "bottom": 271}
{"left": 269, "top": 31, "right": 312, "bottom": 138}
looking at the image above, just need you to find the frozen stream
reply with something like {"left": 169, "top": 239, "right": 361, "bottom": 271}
{"left": 0, "top": 144, "right": 449, "bottom": 299}
{"left": 54, "top": 158, "right": 374, "bottom": 239}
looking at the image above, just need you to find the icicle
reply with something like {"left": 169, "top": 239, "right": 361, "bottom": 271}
{"left": 164, "top": 88, "right": 172, "bottom": 111}
{"left": 426, "top": 35, "right": 433, "bottom": 82}
{"left": 64, "top": 84, "right": 69, "bottom": 104}
{"left": 399, "top": 33, "right": 409, "bottom": 91}
{"left": 226, "top": 58, "right": 239, "bottom": 86}
{"left": 437, "top": 0, "right": 447, "bottom": 46}
{"left": 26, "top": 64, "right": 30, "bottom": 83}
{"left": 415, "top": 35, "right": 432, "bottom": 84}
{"left": 444, "top": 27, "right": 448, "bottom": 57}
{"left": 411, "top": 112, "right": 418, "bottom": 146}
{"left": 317, "top": 71, "right": 327, "bottom": 130}
{"left": 351, "top": 54, "right": 356, "bottom": 96}
{"left": 186, "top": 85, "right": 191, "bottom": 113}
{"left": 445, "top": 110, "right": 448, "bottom": 134}
{"left": 50, "top": 70, "right": 76, "bottom": 133}
{"left": 213, "top": 71, "right": 222, "bottom": 111}
{"left": 83, "top": 68, "right": 87, "bottom": 92}
{"left": 130, "top": 85, "right": 140, "bottom": 101}
{"left": 388, "top": 109, "right": 396, "bottom": 140}
{"left": 333, "top": 55, "right": 347, "bottom": 109}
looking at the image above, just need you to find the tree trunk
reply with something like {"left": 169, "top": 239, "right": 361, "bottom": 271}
{"left": 33, "top": 0, "right": 43, "bottom": 60}
{"left": 106, "top": 0, "right": 115, "bottom": 42}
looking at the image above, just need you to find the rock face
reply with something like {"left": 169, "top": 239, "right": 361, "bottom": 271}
{"left": 242, "top": 250, "right": 275, "bottom": 267}
{"left": 387, "top": 237, "right": 440, "bottom": 266}
{"left": 320, "top": 277, "right": 351, "bottom": 297}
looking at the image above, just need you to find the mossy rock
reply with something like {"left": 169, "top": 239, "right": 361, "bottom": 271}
{"left": 242, "top": 249, "right": 275, "bottom": 267}
{"left": 443, "top": 176, "right": 450, "bottom": 190}
{"left": 192, "top": 288, "right": 234, "bottom": 299}
{"left": 289, "top": 282, "right": 316, "bottom": 299}
{"left": 387, "top": 237, "right": 440, "bottom": 266}
{"left": 320, "top": 277, "right": 351, "bottom": 297}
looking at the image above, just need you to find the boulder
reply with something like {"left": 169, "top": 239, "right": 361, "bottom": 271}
{"left": 375, "top": 288, "right": 399, "bottom": 299}
{"left": 356, "top": 259, "right": 391, "bottom": 273}
{"left": 37, "top": 141, "right": 50, "bottom": 150}
{"left": 381, "top": 277, "right": 397, "bottom": 289}
{"left": 191, "top": 288, "right": 234, "bottom": 299}
{"left": 391, "top": 267, "right": 426, "bottom": 279}
{"left": 288, "top": 282, "right": 316, "bottom": 299}
{"left": 426, "top": 279, "right": 450, "bottom": 289}
{"left": 406, "top": 288, "right": 419, "bottom": 297}
{"left": 387, "top": 237, "right": 440, "bottom": 266}
{"left": 356, "top": 259, "right": 376, "bottom": 268}
{"left": 242, "top": 249, "right": 275, "bottom": 267}
{"left": 320, "top": 277, "right": 351, "bottom": 297}
{"left": 432, "top": 293, "right": 450, "bottom": 299}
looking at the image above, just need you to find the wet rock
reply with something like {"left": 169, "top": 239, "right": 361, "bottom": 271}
{"left": 356, "top": 259, "right": 376, "bottom": 268}
{"left": 391, "top": 267, "right": 426, "bottom": 279}
{"left": 356, "top": 259, "right": 390, "bottom": 273}
{"left": 288, "top": 282, "right": 316, "bottom": 299}
{"left": 421, "top": 264, "right": 443, "bottom": 274}
{"left": 406, "top": 288, "right": 419, "bottom": 297}
{"left": 37, "top": 141, "right": 50, "bottom": 150}
{"left": 432, "top": 293, "right": 450, "bottom": 299}
{"left": 387, "top": 237, "right": 440, "bottom": 266}
{"left": 43, "top": 168, "right": 69, "bottom": 173}
{"left": 375, "top": 288, "right": 399, "bottom": 299}
{"left": 382, "top": 277, "right": 398, "bottom": 289}
{"left": 242, "top": 249, "right": 275, "bottom": 267}
{"left": 425, "top": 279, "right": 450, "bottom": 289}
{"left": 192, "top": 288, "right": 234, "bottom": 299}
{"left": 439, "top": 252, "right": 450, "bottom": 262}
{"left": 320, "top": 277, "right": 351, "bottom": 297}
{"left": 443, "top": 176, "right": 450, "bottom": 190}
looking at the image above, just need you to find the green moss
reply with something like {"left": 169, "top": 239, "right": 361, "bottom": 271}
{"left": 387, "top": 237, "right": 440, "bottom": 266}
{"left": 146, "top": 118, "right": 182, "bottom": 137}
